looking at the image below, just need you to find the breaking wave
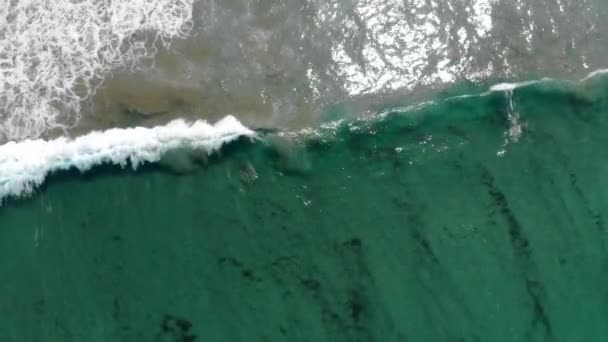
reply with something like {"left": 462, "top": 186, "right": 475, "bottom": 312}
{"left": 1, "top": 68, "right": 608, "bottom": 205}
{"left": 0, "top": 115, "right": 253, "bottom": 203}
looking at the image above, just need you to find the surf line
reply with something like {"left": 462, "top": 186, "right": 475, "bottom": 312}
{"left": 0, "top": 116, "right": 255, "bottom": 203}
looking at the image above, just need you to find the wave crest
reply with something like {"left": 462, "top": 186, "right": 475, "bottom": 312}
{"left": 0, "top": 115, "right": 254, "bottom": 203}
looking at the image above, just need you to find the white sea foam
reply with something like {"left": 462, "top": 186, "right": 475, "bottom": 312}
{"left": 490, "top": 68, "right": 608, "bottom": 93}
{"left": 489, "top": 80, "right": 546, "bottom": 92}
{"left": 0, "top": 116, "right": 255, "bottom": 203}
{"left": 0, "top": 0, "right": 194, "bottom": 141}
{"left": 581, "top": 68, "right": 608, "bottom": 82}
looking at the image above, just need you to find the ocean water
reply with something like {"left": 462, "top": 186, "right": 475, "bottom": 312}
{"left": 2, "top": 1, "right": 608, "bottom": 341}
{"left": 2, "top": 75, "right": 608, "bottom": 341}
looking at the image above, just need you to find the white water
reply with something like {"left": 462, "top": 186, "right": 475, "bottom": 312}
{"left": 0, "top": 0, "right": 193, "bottom": 141}
{"left": 0, "top": 116, "right": 254, "bottom": 203}
{"left": 581, "top": 68, "right": 608, "bottom": 82}
{"left": 489, "top": 68, "right": 608, "bottom": 92}
{"left": 489, "top": 80, "right": 546, "bottom": 92}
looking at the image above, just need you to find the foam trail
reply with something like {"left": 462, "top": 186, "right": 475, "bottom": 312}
{"left": 0, "top": 0, "right": 194, "bottom": 141}
{"left": 489, "top": 79, "right": 547, "bottom": 92}
{"left": 581, "top": 68, "right": 608, "bottom": 82}
{"left": 490, "top": 68, "right": 608, "bottom": 93}
{"left": 0, "top": 116, "right": 254, "bottom": 203}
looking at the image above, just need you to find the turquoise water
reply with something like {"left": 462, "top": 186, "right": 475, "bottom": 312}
{"left": 1, "top": 78, "right": 608, "bottom": 341}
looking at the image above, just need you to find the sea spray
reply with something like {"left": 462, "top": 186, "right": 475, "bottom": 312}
{"left": 0, "top": 116, "right": 253, "bottom": 203}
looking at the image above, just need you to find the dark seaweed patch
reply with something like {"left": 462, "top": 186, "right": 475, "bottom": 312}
{"left": 479, "top": 166, "right": 554, "bottom": 340}
{"left": 347, "top": 290, "right": 365, "bottom": 323}
{"left": 342, "top": 237, "right": 363, "bottom": 251}
{"left": 300, "top": 278, "right": 321, "bottom": 292}
{"left": 411, "top": 228, "right": 440, "bottom": 265}
{"left": 218, "top": 256, "right": 261, "bottom": 282}
{"left": 569, "top": 173, "right": 606, "bottom": 232}
{"left": 156, "top": 315, "right": 197, "bottom": 342}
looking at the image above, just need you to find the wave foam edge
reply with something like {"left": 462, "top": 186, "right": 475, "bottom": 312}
{"left": 0, "top": 115, "right": 254, "bottom": 203}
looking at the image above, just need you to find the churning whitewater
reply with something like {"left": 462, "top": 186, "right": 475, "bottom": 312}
{"left": 0, "top": 116, "right": 253, "bottom": 203}
{"left": 0, "top": 0, "right": 194, "bottom": 141}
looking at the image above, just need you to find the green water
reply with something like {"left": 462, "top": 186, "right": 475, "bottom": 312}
{"left": 2, "top": 79, "right": 608, "bottom": 341}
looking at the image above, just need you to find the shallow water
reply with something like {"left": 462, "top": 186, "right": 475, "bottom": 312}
{"left": 2, "top": 0, "right": 608, "bottom": 140}
{"left": 68, "top": 0, "right": 608, "bottom": 131}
